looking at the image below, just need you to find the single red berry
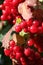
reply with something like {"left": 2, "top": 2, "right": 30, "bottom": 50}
{"left": 24, "top": 28, "right": 28, "bottom": 32}
{"left": 9, "top": 46, "right": 13, "bottom": 51}
{"left": 12, "top": 0, "right": 19, "bottom": 6}
{"left": 38, "top": 47, "right": 43, "bottom": 53}
{"left": 33, "top": 20, "right": 39, "bottom": 27}
{"left": 35, "top": 52, "right": 40, "bottom": 59}
{"left": 27, "top": 26, "right": 30, "bottom": 32}
{"left": 13, "top": 19, "right": 16, "bottom": 24}
{"left": 42, "top": 22, "right": 43, "bottom": 27}
{"left": 10, "top": 53, "right": 15, "bottom": 59}
{"left": 16, "top": 52, "right": 22, "bottom": 60}
{"left": 5, "top": 6, "right": 11, "bottom": 15}
{"left": 2, "top": 10, "right": 6, "bottom": 15}
{"left": 9, "top": 40, "right": 15, "bottom": 47}
{"left": 26, "top": 18, "right": 33, "bottom": 26}
{"left": 24, "top": 48, "right": 31, "bottom": 56}
{"left": 3, "top": 1, "right": 7, "bottom": 6}
{"left": 34, "top": 43, "right": 38, "bottom": 48}
{"left": 0, "top": 4, "right": 4, "bottom": 9}
{"left": 11, "top": 8, "right": 15, "bottom": 14}
{"left": 38, "top": 26, "right": 43, "bottom": 33}
{"left": 20, "top": 57, "right": 27, "bottom": 65}
{"left": 15, "top": 24, "right": 22, "bottom": 32}
{"left": 20, "top": 21, "right": 27, "bottom": 29}
{"left": 13, "top": 46, "right": 21, "bottom": 53}
{"left": 30, "top": 25, "right": 38, "bottom": 33}
{"left": 1, "top": 15, "right": 7, "bottom": 21}
{"left": 27, "top": 39, "right": 34, "bottom": 46}
{"left": 4, "top": 49, "right": 10, "bottom": 56}
{"left": 16, "top": 16, "right": 21, "bottom": 19}
{"left": 7, "top": 15, "right": 12, "bottom": 21}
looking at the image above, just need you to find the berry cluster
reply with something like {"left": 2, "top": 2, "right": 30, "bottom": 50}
{"left": 15, "top": 18, "right": 43, "bottom": 34}
{"left": 0, "top": 0, "right": 24, "bottom": 22}
{"left": 4, "top": 40, "right": 43, "bottom": 65}
{"left": 27, "top": 36, "right": 43, "bottom": 52}
{"left": 15, "top": 18, "right": 43, "bottom": 52}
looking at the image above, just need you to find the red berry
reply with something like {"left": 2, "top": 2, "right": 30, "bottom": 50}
{"left": 42, "top": 22, "right": 43, "bottom": 27}
{"left": 13, "top": 19, "right": 16, "bottom": 24}
{"left": 30, "top": 25, "right": 38, "bottom": 33}
{"left": 10, "top": 53, "right": 15, "bottom": 59}
{"left": 20, "top": 57, "right": 25, "bottom": 62}
{"left": 27, "top": 26, "right": 30, "bottom": 32}
{"left": 24, "top": 48, "right": 31, "bottom": 56}
{"left": 13, "top": 46, "right": 21, "bottom": 53}
{"left": 26, "top": 18, "right": 33, "bottom": 26}
{"left": 5, "top": 6, "right": 11, "bottom": 15}
{"left": 12, "top": 0, "right": 19, "bottom": 6}
{"left": 33, "top": 20, "right": 39, "bottom": 27}
{"left": 0, "top": 5, "right": 4, "bottom": 9}
{"left": 20, "top": 57, "right": 27, "bottom": 65}
{"left": 9, "top": 46, "right": 13, "bottom": 51}
{"left": 27, "top": 39, "right": 34, "bottom": 46}
{"left": 38, "top": 47, "right": 43, "bottom": 53}
{"left": 16, "top": 52, "right": 22, "bottom": 60}
{"left": 38, "top": 26, "right": 43, "bottom": 33}
{"left": 20, "top": 21, "right": 27, "bottom": 29}
{"left": 1, "top": 15, "right": 7, "bottom": 21}
{"left": 4, "top": 49, "right": 10, "bottom": 56}
{"left": 35, "top": 52, "right": 40, "bottom": 59}
{"left": 16, "top": 16, "right": 21, "bottom": 19}
{"left": 15, "top": 24, "right": 22, "bottom": 32}
{"left": 9, "top": 40, "right": 15, "bottom": 47}
{"left": 24, "top": 28, "right": 28, "bottom": 32}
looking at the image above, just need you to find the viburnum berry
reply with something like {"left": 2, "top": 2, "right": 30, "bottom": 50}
{"left": 5, "top": 6, "right": 11, "bottom": 15}
{"left": 9, "top": 40, "right": 15, "bottom": 47}
{"left": 27, "top": 39, "right": 34, "bottom": 46}
{"left": 12, "top": 0, "right": 19, "bottom": 6}
{"left": 26, "top": 18, "right": 33, "bottom": 26}
{"left": 16, "top": 52, "right": 22, "bottom": 60}
{"left": 42, "top": 22, "right": 43, "bottom": 27}
{"left": 4, "top": 49, "right": 10, "bottom": 56}
{"left": 24, "top": 48, "right": 31, "bottom": 56}
{"left": 30, "top": 25, "right": 38, "bottom": 33}
{"left": 9, "top": 46, "right": 13, "bottom": 52}
{"left": 38, "top": 47, "right": 43, "bottom": 53}
{"left": 24, "top": 28, "right": 28, "bottom": 32}
{"left": 38, "top": 26, "right": 43, "bottom": 33}
{"left": 20, "top": 21, "right": 27, "bottom": 29}
{"left": 33, "top": 20, "right": 39, "bottom": 27}
{"left": 27, "top": 26, "right": 30, "bottom": 32}
{"left": 35, "top": 52, "right": 40, "bottom": 59}
{"left": 1, "top": 15, "right": 7, "bottom": 21}
{"left": 12, "top": 19, "right": 16, "bottom": 24}
{"left": 41, "top": 58, "right": 43, "bottom": 65}
{"left": 16, "top": 16, "right": 21, "bottom": 19}
{"left": 15, "top": 24, "right": 22, "bottom": 32}
{"left": 0, "top": 5, "right": 4, "bottom": 10}
{"left": 10, "top": 53, "right": 15, "bottom": 59}
{"left": 20, "top": 57, "right": 27, "bottom": 65}
{"left": 13, "top": 46, "right": 21, "bottom": 53}
{"left": 7, "top": 15, "right": 12, "bottom": 21}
